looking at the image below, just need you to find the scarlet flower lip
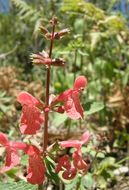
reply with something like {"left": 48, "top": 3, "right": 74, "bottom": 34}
{"left": 24, "top": 145, "right": 45, "bottom": 185}
{"left": 51, "top": 76, "right": 87, "bottom": 120}
{"left": 18, "top": 92, "right": 44, "bottom": 135}
{"left": 17, "top": 91, "right": 43, "bottom": 107}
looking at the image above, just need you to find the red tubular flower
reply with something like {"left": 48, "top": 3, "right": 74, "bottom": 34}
{"left": 55, "top": 155, "right": 77, "bottom": 180}
{"left": 52, "top": 76, "right": 87, "bottom": 119}
{"left": 18, "top": 92, "right": 44, "bottom": 134}
{"left": 59, "top": 131, "right": 90, "bottom": 172}
{"left": 72, "top": 151, "right": 87, "bottom": 170}
{"left": 62, "top": 167, "right": 77, "bottom": 180}
{"left": 0, "top": 133, "right": 45, "bottom": 184}
{"left": 24, "top": 145, "right": 45, "bottom": 185}
{"left": 55, "top": 155, "right": 71, "bottom": 173}
{"left": 0, "top": 133, "right": 26, "bottom": 173}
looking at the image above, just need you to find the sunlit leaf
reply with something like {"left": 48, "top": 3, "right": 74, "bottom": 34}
{"left": 84, "top": 101, "right": 104, "bottom": 115}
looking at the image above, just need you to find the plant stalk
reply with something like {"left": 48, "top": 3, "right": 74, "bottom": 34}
{"left": 38, "top": 19, "right": 55, "bottom": 190}
{"left": 43, "top": 23, "right": 55, "bottom": 153}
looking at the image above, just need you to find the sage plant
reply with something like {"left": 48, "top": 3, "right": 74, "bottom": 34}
{"left": 0, "top": 17, "right": 90, "bottom": 188}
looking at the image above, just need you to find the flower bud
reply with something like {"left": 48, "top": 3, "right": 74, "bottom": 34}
{"left": 51, "top": 58, "right": 65, "bottom": 67}
{"left": 30, "top": 53, "right": 52, "bottom": 66}
{"left": 57, "top": 106, "right": 65, "bottom": 113}
{"left": 54, "top": 29, "right": 70, "bottom": 40}
{"left": 39, "top": 26, "right": 49, "bottom": 35}
{"left": 50, "top": 17, "right": 58, "bottom": 25}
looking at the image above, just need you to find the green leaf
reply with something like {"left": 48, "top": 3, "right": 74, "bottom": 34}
{"left": 65, "top": 175, "right": 79, "bottom": 189}
{"left": 96, "top": 152, "right": 105, "bottom": 159}
{"left": 122, "top": 66, "right": 129, "bottom": 86}
{"left": 97, "top": 157, "right": 116, "bottom": 175}
{"left": 21, "top": 155, "right": 28, "bottom": 166}
{"left": 52, "top": 113, "right": 68, "bottom": 127}
{"left": 45, "top": 157, "right": 59, "bottom": 185}
{"left": 84, "top": 101, "right": 104, "bottom": 115}
{"left": 0, "top": 180, "right": 37, "bottom": 190}
{"left": 81, "top": 173, "right": 94, "bottom": 189}
{"left": 97, "top": 176, "right": 107, "bottom": 189}
{"left": 90, "top": 32, "right": 101, "bottom": 51}
{"left": 6, "top": 168, "right": 19, "bottom": 178}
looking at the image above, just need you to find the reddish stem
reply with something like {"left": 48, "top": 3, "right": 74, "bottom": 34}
{"left": 43, "top": 23, "right": 55, "bottom": 153}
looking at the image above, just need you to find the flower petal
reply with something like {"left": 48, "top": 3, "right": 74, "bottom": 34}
{"left": 20, "top": 105, "right": 44, "bottom": 134}
{"left": 0, "top": 133, "right": 9, "bottom": 146}
{"left": 62, "top": 167, "right": 77, "bottom": 180}
{"left": 55, "top": 155, "right": 71, "bottom": 173}
{"left": 55, "top": 155, "right": 77, "bottom": 180}
{"left": 60, "top": 131, "right": 90, "bottom": 149}
{"left": 27, "top": 153, "right": 45, "bottom": 184}
{"left": 81, "top": 131, "right": 90, "bottom": 145}
{"left": 18, "top": 91, "right": 41, "bottom": 107}
{"left": 64, "top": 91, "right": 83, "bottom": 119}
{"left": 60, "top": 140, "right": 82, "bottom": 150}
{"left": 72, "top": 151, "right": 87, "bottom": 170}
{"left": 24, "top": 144, "right": 41, "bottom": 156}
{"left": 12, "top": 142, "right": 27, "bottom": 150}
{"left": 55, "top": 89, "right": 72, "bottom": 102}
{"left": 0, "top": 147, "right": 20, "bottom": 173}
{"left": 74, "top": 76, "right": 87, "bottom": 90}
